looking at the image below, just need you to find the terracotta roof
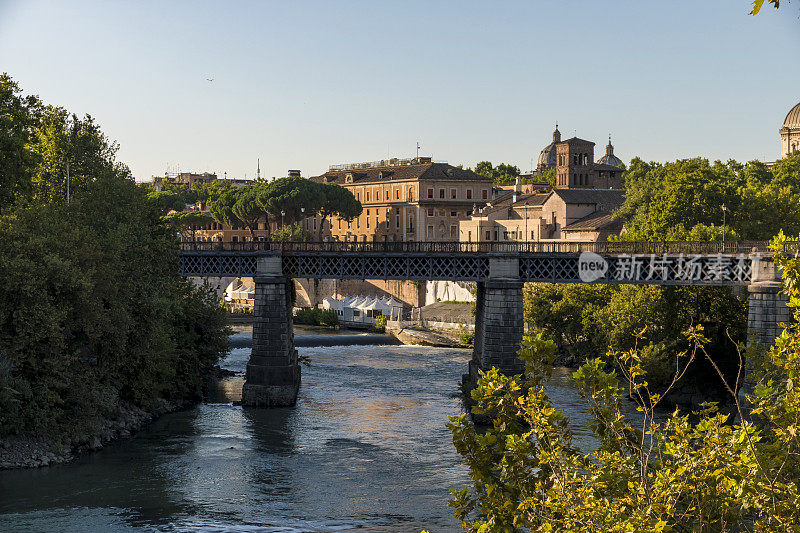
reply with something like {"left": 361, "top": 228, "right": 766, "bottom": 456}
{"left": 548, "top": 188, "right": 625, "bottom": 205}
{"left": 562, "top": 211, "right": 623, "bottom": 232}
{"left": 311, "top": 163, "right": 490, "bottom": 184}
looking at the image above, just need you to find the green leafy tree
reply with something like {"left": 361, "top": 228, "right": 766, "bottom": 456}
{"left": 474, "top": 161, "right": 521, "bottom": 185}
{"left": 448, "top": 238, "right": 800, "bottom": 529}
{"left": 148, "top": 190, "right": 186, "bottom": 214}
{"left": 162, "top": 210, "right": 215, "bottom": 240}
{"left": 232, "top": 185, "right": 265, "bottom": 237}
{"left": 0, "top": 73, "right": 40, "bottom": 211}
{"left": 315, "top": 181, "right": 362, "bottom": 240}
{"left": 209, "top": 187, "right": 244, "bottom": 232}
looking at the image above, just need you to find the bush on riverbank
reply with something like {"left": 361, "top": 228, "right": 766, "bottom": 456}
{"left": 0, "top": 75, "right": 229, "bottom": 442}
{"left": 448, "top": 238, "right": 800, "bottom": 530}
{"left": 523, "top": 283, "right": 747, "bottom": 392}
{"left": 294, "top": 308, "right": 339, "bottom": 327}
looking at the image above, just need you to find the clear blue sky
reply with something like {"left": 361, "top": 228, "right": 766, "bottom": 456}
{"left": 1, "top": 0, "right": 798, "bottom": 181}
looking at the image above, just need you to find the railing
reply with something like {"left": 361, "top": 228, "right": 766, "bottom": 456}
{"left": 178, "top": 240, "right": 800, "bottom": 255}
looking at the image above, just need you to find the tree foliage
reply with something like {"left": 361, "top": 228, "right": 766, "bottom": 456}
{"left": 524, "top": 283, "right": 747, "bottom": 393}
{"left": 205, "top": 176, "right": 361, "bottom": 240}
{"left": 448, "top": 238, "right": 800, "bottom": 529}
{"left": 0, "top": 75, "right": 229, "bottom": 441}
{"left": 474, "top": 161, "right": 521, "bottom": 185}
{"left": 617, "top": 155, "right": 800, "bottom": 241}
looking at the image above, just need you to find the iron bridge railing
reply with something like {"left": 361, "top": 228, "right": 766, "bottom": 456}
{"left": 178, "top": 240, "right": 799, "bottom": 255}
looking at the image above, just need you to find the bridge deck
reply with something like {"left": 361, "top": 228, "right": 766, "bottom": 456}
{"left": 178, "top": 241, "right": 789, "bottom": 286}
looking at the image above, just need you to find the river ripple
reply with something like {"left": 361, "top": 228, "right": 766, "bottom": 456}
{"left": 0, "top": 330, "right": 604, "bottom": 532}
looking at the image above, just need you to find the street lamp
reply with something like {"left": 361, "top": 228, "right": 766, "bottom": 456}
{"left": 281, "top": 210, "right": 285, "bottom": 242}
{"left": 300, "top": 207, "right": 305, "bottom": 240}
{"left": 721, "top": 203, "right": 727, "bottom": 249}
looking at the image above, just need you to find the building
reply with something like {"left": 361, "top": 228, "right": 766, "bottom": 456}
{"left": 781, "top": 101, "right": 800, "bottom": 159}
{"left": 152, "top": 171, "right": 250, "bottom": 190}
{"left": 460, "top": 129, "right": 626, "bottom": 243}
{"left": 309, "top": 157, "right": 495, "bottom": 242}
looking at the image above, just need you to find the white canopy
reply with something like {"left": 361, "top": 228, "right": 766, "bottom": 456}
{"left": 359, "top": 297, "right": 377, "bottom": 310}
{"left": 322, "top": 296, "right": 342, "bottom": 310}
{"left": 349, "top": 295, "right": 367, "bottom": 308}
{"left": 385, "top": 297, "right": 404, "bottom": 310}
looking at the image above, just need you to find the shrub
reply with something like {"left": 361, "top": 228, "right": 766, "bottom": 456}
{"left": 374, "top": 314, "right": 388, "bottom": 332}
{"left": 294, "top": 308, "right": 338, "bottom": 327}
{"left": 445, "top": 236, "right": 800, "bottom": 531}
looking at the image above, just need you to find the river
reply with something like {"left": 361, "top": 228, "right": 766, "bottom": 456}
{"left": 0, "top": 327, "right": 604, "bottom": 532}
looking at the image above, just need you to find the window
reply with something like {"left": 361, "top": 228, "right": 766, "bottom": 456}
{"left": 531, "top": 230, "right": 535, "bottom": 240}
{"left": 409, "top": 215, "right": 414, "bottom": 232}
{"left": 466, "top": 189, "right": 472, "bottom": 199}
{"left": 356, "top": 192, "right": 360, "bottom": 201}
{"left": 451, "top": 189, "right": 457, "bottom": 199}
{"left": 366, "top": 210, "right": 370, "bottom": 228}
{"left": 485, "top": 230, "right": 490, "bottom": 240}
{"left": 313, "top": 218, "right": 317, "bottom": 230}
{"left": 366, "top": 191, "right": 370, "bottom": 201}
{"left": 395, "top": 189, "right": 400, "bottom": 199}
{"left": 356, "top": 216, "right": 360, "bottom": 229}
{"left": 347, "top": 220, "right": 351, "bottom": 229}
{"left": 338, "top": 219, "right": 342, "bottom": 230}
{"left": 450, "top": 210, "right": 457, "bottom": 217}
{"left": 409, "top": 187, "right": 414, "bottom": 201}
{"left": 439, "top": 189, "right": 445, "bottom": 199}
{"left": 396, "top": 214, "right": 400, "bottom": 228}
{"left": 232, "top": 236, "right": 238, "bottom": 242}
{"left": 427, "top": 225, "right": 434, "bottom": 237}
{"left": 482, "top": 189, "right": 488, "bottom": 200}
{"left": 450, "top": 225, "right": 457, "bottom": 238}
{"left": 427, "top": 188, "right": 434, "bottom": 199}
{"left": 468, "top": 231, "right": 472, "bottom": 241}
{"left": 573, "top": 173, "right": 577, "bottom": 186}
{"left": 427, "top": 208, "right": 434, "bottom": 217}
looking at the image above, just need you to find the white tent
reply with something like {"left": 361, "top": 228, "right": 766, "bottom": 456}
{"left": 385, "top": 297, "right": 404, "bottom": 320}
{"left": 322, "top": 296, "right": 342, "bottom": 310}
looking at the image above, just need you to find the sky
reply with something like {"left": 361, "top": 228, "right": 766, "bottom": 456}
{"left": 1, "top": 0, "right": 799, "bottom": 182}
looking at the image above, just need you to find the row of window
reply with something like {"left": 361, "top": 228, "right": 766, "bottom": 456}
{"left": 357, "top": 186, "right": 414, "bottom": 203}
{"left": 557, "top": 153, "right": 591, "bottom": 166}
{"left": 425, "top": 187, "right": 488, "bottom": 200}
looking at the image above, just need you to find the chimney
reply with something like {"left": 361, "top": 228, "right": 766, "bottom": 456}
{"left": 513, "top": 175, "right": 521, "bottom": 203}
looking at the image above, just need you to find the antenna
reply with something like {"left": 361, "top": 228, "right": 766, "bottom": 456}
{"left": 257, "top": 158, "right": 261, "bottom": 180}
{"left": 416, "top": 142, "right": 420, "bottom": 158}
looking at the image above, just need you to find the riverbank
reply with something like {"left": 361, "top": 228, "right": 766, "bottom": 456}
{"left": 0, "top": 396, "right": 197, "bottom": 470}
{"left": 388, "top": 326, "right": 469, "bottom": 348}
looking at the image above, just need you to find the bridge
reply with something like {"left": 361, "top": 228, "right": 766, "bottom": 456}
{"left": 179, "top": 241, "right": 793, "bottom": 408}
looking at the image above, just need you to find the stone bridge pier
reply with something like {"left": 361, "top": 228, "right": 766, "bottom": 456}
{"left": 241, "top": 255, "right": 301, "bottom": 407}
{"left": 468, "top": 254, "right": 525, "bottom": 386}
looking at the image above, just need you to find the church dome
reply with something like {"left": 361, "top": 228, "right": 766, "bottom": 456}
{"left": 596, "top": 135, "right": 623, "bottom": 167}
{"left": 784, "top": 102, "right": 800, "bottom": 129}
{"left": 537, "top": 125, "right": 561, "bottom": 170}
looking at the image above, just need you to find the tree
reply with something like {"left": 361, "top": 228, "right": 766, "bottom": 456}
{"left": 616, "top": 154, "right": 800, "bottom": 241}
{"left": 162, "top": 210, "right": 214, "bottom": 241}
{"left": 314, "top": 181, "right": 362, "bottom": 240}
{"left": 209, "top": 187, "right": 244, "bottom": 232}
{"left": 474, "top": 161, "right": 521, "bottom": 185}
{"left": 447, "top": 238, "right": 800, "bottom": 530}
{"left": 0, "top": 73, "right": 40, "bottom": 211}
{"left": 232, "top": 185, "right": 265, "bottom": 237}
{"left": 147, "top": 190, "right": 186, "bottom": 214}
